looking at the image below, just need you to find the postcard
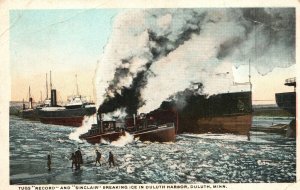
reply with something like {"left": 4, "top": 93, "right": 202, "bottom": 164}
{"left": 0, "top": 0, "right": 299, "bottom": 190}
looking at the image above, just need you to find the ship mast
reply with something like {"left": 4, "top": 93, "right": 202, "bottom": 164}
{"left": 29, "top": 86, "right": 31, "bottom": 99}
{"left": 46, "top": 73, "right": 48, "bottom": 99}
{"left": 50, "top": 71, "right": 52, "bottom": 91}
{"left": 249, "top": 59, "right": 252, "bottom": 92}
{"left": 75, "top": 74, "right": 79, "bottom": 96}
{"left": 28, "top": 86, "right": 32, "bottom": 109}
{"left": 248, "top": 59, "right": 253, "bottom": 111}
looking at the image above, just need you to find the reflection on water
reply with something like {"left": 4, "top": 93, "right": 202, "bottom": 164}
{"left": 9, "top": 116, "right": 296, "bottom": 184}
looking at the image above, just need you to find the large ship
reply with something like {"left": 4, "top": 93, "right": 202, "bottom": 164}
{"left": 151, "top": 89, "right": 252, "bottom": 135}
{"left": 37, "top": 74, "right": 97, "bottom": 127}
{"left": 275, "top": 77, "right": 296, "bottom": 137}
{"left": 79, "top": 111, "right": 176, "bottom": 144}
{"left": 275, "top": 77, "right": 296, "bottom": 115}
{"left": 38, "top": 90, "right": 96, "bottom": 127}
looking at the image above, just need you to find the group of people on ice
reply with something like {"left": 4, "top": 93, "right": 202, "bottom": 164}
{"left": 47, "top": 148, "right": 116, "bottom": 171}
{"left": 69, "top": 148, "right": 115, "bottom": 170}
{"left": 70, "top": 148, "right": 84, "bottom": 170}
{"left": 94, "top": 149, "right": 115, "bottom": 167}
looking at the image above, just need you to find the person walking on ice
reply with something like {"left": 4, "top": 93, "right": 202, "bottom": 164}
{"left": 70, "top": 152, "right": 76, "bottom": 169}
{"left": 47, "top": 154, "right": 51, "bottom": 171}
{"left": 95, "top": 150, "right": 102, "bottom": 166}
{"left": 108, "top": 151, "right": 115, "bottom": 167}
{"left": 75, "top": 147, "right": 83, "bottom": 170}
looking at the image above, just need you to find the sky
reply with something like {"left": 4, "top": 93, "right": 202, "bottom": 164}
{"left": 10, "top": 9, "right": 295, "bottom": 105}
{"left": 10, "top": 9, "right": 120, "bottom": 103}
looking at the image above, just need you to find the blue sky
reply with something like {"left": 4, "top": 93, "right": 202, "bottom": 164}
{"left": 10, "top": 9, "right": 120, "bottom": 101}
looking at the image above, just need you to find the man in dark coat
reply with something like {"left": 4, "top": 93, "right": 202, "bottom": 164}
{"left": 95, "top": 150, "right": 101, "bottom": 166}
{"left": 75, "top": 148, "right": 83, "bottom": 170}
{"left": 70, "top": 152, "right": 76, "bottom": 169}
{"left": 47, "top": 154, "right": 51, "bottom": 171}
{"left": 108, "top": 151, "right": 115, "bottom": 167}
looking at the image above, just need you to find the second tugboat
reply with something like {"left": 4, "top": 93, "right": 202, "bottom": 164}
{"left": 79, "top": 110, "right": 177, "bottom": 144}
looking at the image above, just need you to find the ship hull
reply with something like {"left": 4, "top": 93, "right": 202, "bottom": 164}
{"left": 39, "top": 116, "right": 84, "bottom": 127}
{"left": 80, "top": 125, "right": 176, "bottom": 144}
{"left": 38, "top": 107, "right": 96, "bottom": 127}
{"left": 275, "top": 92, "right": 296, "bottom": 115}
{"left": 155, "top": 91, "right": 253, "bottom": 135}
{"left": 21, "top": 109, "right": 39, "bottom": 121}
{"left": 133, "top": 125, "right": 176, "bottom": 142}
{"left": 179, "top": 114, "right": 252, "bottom": 135}
{"left": 81, "top": 131, "right": 123, "bottom": 144}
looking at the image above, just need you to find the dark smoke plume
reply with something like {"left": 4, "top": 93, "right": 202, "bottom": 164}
{"left": 96, "top": 8, "right": 295, "bottom": 117}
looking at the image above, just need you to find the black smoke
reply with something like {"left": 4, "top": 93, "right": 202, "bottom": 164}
{"left": 99, "top": 9, "right": 208, "bottom": 115}
{"left": 217, "top": 8, "right": 295, "bottom": 61}
{"left": 98, "top": 8, "right": 295, "bottom": 117}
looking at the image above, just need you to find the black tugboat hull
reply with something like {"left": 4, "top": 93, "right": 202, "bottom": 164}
{"left": 80, "top": 124, "right": 176, "bottom": 144}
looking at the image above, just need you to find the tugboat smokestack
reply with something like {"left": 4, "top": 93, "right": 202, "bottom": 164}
{"left": 28, "top": 86, "right": 33, "bottom": 109}
{"left": 29, "top": 97, "right": 33, "bottom": 109}
{"left": 97, "top": 112, "right": 104, "bottom": 133}
{"left": 51, "top": 89, "right": 57, "bottom": 106}
{"left": 22, "top": 99, "right": 25, "bottom": 110}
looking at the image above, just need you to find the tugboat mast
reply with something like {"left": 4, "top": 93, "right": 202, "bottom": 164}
{"left": 75, "top": 74, "right": 79, "bottom": 96}
{"left": 249, "top": 59, "right": 252, "bottom": 92}
{"left": 50, "top": 71, "right": 52, "bottom": 91}
{"left": 46, "top": 73, "right": 48, "bottom": 99}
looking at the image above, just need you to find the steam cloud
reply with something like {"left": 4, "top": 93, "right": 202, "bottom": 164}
{"left": 95, "top": 8, "right": 295, "bottom": 116}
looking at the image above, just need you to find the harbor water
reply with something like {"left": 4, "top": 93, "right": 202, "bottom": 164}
{"left": 9, "top": 116, "right": 296, "bottom": 184}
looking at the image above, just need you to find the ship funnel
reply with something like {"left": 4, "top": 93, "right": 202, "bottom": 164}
{"left": 97, "top": 112, "right": 104, "bottom": 133}
{"left": 51, "top": 89, "right": 57, "bottom": 106}
{"left": 22, "top": 99, "right": 25, "bottom": 110}
{"left": 28, "top": 86, "right": 33, "bottom": 109}
{"left": 29, "top": 97, "right": 33, "bottom": 109}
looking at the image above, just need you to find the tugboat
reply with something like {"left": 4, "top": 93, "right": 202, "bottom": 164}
{"left": 275, "top": 77, "right": 296, "bottom": 137}
{"left": 79, "top": 110, "right": 177, "bottom": 144}
{"left": 38, "top": 74, "right": 96, "bottom": 127}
